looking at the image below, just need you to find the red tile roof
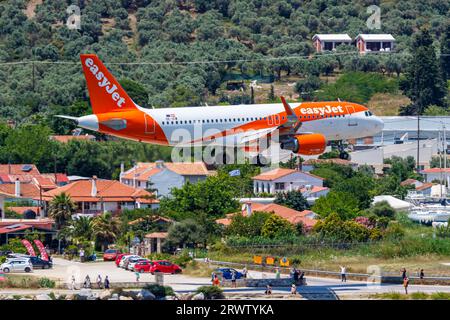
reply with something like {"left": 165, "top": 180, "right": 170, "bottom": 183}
{"left": 50, "top": 135, "right": 95, "bottom": 143}
{"left": 39, "top": 179, "right": 159, "bottom": 203}
{"left": 216, "top": 202, "right": 317, "bottom": 229}
{"left": 0, "top": 164, "right": 40, "bottom": 175}
{"left": 303, "top": 158, "right": 357, "bottom": 166}
{"left": 252, "top": 168, "right": 324, "bottom": 181}
{"left": 121, "top": 162, "right": 209, "bottom": 181}
{"left": 400, "top": 179, "right": 421, "bottom": 186}
{"left": 145, "top": 232, "right": 168, "bottom": 239}
{"left": 421, "top": 168, "right": 450, "bottom": 173}
{"left": 0, "top": 183, "right": 41, "bottom": 198}
{"left": 416, "top": 183, "right": 434, "bottom": 191}
{"left": 0, "top": 219, "right": 54, "bottom": 231}
{"left": 299, "top": 186, "right": 329, "bottom": 194}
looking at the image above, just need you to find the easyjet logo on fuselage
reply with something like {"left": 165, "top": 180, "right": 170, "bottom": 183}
{"left": 300, "top": 105, "right": 344, "bottom": 115}
{"left": 84, "top": 58, "right": 126, "bottom": 108}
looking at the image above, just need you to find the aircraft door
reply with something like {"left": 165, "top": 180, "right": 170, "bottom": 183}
{"left": 144, "top": 114, "right": 155, "bottom": 134}
{"left": 346, "top": 106, "right": 358, "bottom": 127}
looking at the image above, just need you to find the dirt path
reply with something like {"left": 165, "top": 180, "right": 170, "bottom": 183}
{"left": 24, "top": 0, "right": 43, "bottom": 19}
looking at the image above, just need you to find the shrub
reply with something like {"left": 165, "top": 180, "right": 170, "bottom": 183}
{"left": 38, "top": 277, "right": 56, "bottom": 288}
{"left": 411, "top": 292, "right": 428, "bottom": 300}
{"left": 261, "top": 215, "right": 295, "bottom": 239}
{"left": 196, "top": 285, "right": 225, "bottom": 300}
{"left": 144, "top": 284, "right": 174, "bottom": 299}
{"left": 384, "top": 223, "right": 405, "bottom": 240}
{"left": 172, "top": 252, "right": 193, "bottom": 268}
{"left": 430, "top": 292, "right": 450, "bottom": 300}
{"left": 146, "top": 253, "right": 172, "bottom": 261}
{"left": 370, "top": 201, "right": 396, "bottom": 219}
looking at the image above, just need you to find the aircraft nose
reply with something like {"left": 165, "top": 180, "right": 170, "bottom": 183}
{"left": 373, "top": 116, "right": 384, "bottom": 132}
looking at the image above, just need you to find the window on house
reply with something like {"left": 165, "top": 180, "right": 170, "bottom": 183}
{"left": 275, "top": 182, "right": 285, "bottom": 190}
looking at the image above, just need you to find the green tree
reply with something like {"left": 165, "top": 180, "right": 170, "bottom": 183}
{"left": 312, "top": 213, "right": 371, "bottom": 242}
{"left": 333, "top": 173, "right": 375, "bottom": 209}
{"left": 440, "top": 23, "right": 450, "bottom": 81}
{"left": 312, "top": 191, "right": 360, "bottom": 220}
{"left": 226, "top": 211, "right": 271, "bottom": 237}
{"left": 119, "top": 78, "right": 149, "bottom": 108}
{"left": 48, "top": 193, "right": 77, "bottom": 230}
{"left": 369, "top": 201, "right": 396, "bottom": 219}
{"left": 70, "top": 216, "right": 94, "bottom": 242}
{"left": 166, "top": 219, "right": 207, "bottom": 248}
{"left": 274, "top": 190, "right": 309, "bottom": 211}
{"left": 400, "top": 28, "right": 447, "bottom": 114}
{"left": 92, "top": 212, "right": 121, "bottom": 251}
{"left": 261, "top": 214, "right": 295, "bottom": 238}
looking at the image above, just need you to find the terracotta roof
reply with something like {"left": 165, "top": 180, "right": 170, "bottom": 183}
{"left": 0, "top": 164, "right": 40, "bottom": 175}
{"left": 32, "top": 176, "right": 57, "bottom": 189}
{"left": 121, "top": 162, "right": 209, "bottom": 181}
{"left": 216, "top": 203, "right": 317, "bottom": 229}
{"left": 50, "top": 135, "right": 95, "bottom": 143}
{"left": 145, "top": 232, "right": 168, "bottom": 239}
{"left": 41, "top": 173, "right": 69, "bottom": 183}
{"left": 0, "top": 219, "right": 54, "bottom": 231}
{"left": 421, "top": 168, "right": 450, "bottom": 173}
{"left": 416, "top": 183, "right": 434, "bottom": 191}
{"left": 0, "top": 183, "right": 40, "bottom": 198}
{"left": 7, "top": 207, "right": 41, "bottom": 215}
{"left": 0, "top": 224, "right": 32, "bottom": 234}
{"left": 300, "top": 186, "right": 329, "bottom": 194}
{"left": 252, "top": 168, "right": 324, "bottom": 181}
{"left": 400, "top": 179, "right": 420, "bottom": 186}
{"left": 303, "top": 158, "right": 357, "bottom": 166}
{"left": 128, "top": 216, "right": 172, "bottom": 225}
{"left": 39, "top": 179, "right": 158, "bottom": 203}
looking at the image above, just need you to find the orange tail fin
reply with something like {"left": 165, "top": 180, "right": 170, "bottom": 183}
{"left": 80, "top": 54, "right": 137, "bottom": 114}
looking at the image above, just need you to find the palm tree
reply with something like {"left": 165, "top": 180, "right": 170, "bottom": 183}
{"left": 48, "top": 193, "right": 77, "bottom": 230}
{"left": 92, "top": 212, "right": 120, "bottom": 251}
{"left": 71, "top": 216, "right": 94, "bottom": 242}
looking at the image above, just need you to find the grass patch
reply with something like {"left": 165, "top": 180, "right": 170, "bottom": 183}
{"left": 0, "top": 275, "right": 56, "bottom": 289}
{"left": 371, "top": 292, "right": 450, "bottom": 300}
{"left": 315, "top": 72, "right": 399, "bottom": 104}
{"left": 430, "top": 292, "right": 450, "bottom": 300}
{"left": 183, "top": 260, "right": 215, "bottom": 278}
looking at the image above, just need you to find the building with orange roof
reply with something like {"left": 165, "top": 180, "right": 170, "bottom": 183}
{"left": 216, "top": 202, "right": 318, "bottom": 231}
{"left": 252, "top": 168, "right": 324, "bottom": 195}
{"left": 37, "top": 176, "right": 159, "bottom": 217}
{"left": 420, "top": 168, "right": 450, "bottom": 184}
{"left": 50, "top": 134, "right": 96, "bottom": 143}
{"left": 302, "top": 158, "right": 359, "bottom": 172}
{"left": 120, "top": 160, "right": 210, "bottom": 197}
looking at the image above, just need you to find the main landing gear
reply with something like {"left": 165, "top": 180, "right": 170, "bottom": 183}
{"left": 336, "top": 141, "right": 351, "bottom": 160}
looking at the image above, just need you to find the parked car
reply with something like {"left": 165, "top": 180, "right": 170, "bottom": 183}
{"left": 103, "top": 249, "right": 121, "bottom": 261}
{"left": 128, "top": 258, "right": 149, "bottom": 271}
{"left": 133, "top": 260, "right": 154, "bottom": 273}
{"left": 0, "top": 250, "right": 12, "bottom": 256}
{"left": 1, "top": 258, "right": 33, "bottom": 273}
{"left": 115, "top": 253, "right": 129, "bottom": 267}
{"left": 149, "top": 260, "right": 182, "bottom": 274}
{"left": 120, "top": 255, "right": 140, "bottom": 269}
{"left": 28, "top": 256, "right": 53, "bottom": 269}
{"left": 214, "top": 268, "right": 243, "bottom": 280}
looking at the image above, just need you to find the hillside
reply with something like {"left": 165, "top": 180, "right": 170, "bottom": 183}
{"left": 0, "top": 0, "right": 448, "bottom": 133}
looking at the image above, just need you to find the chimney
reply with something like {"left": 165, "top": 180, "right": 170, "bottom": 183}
{"left": 91, "top": 176, "right": 98, "bottom": 197}
{"left": 119, "top": 162, "right": 125, "bottom": 183}
{"left": 246, "top": 202, "right": 252, "bottom": 217}
{"left": 15, "top": 178, "right": 20, "bottom": 197}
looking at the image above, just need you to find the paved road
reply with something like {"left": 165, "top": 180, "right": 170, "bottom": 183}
{"left": 4, "top": 258, "right": 450, "bottom": 299}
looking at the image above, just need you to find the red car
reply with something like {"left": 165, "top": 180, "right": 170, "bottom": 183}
{"left": 115, "top": 253, "right": 130, "bottom": 267}
{"left": 103, "top": 249, "right": 121, "bottom": 261}
{"left": 133, "top": 260, "right": 153, "bottom": 273}
{"left": 149, "top": 260, "right": 182, "bottom": 274}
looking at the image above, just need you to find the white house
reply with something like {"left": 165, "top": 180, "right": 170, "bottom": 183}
{"left": 120, "top": 161, "right": 210, "bottom": 197}
{"left": 355, "top": 34, "right": 395, "bottom": 53}
{"left": 312, "top": 34, "right": 352, "bottom": 52}
{"left": 420, "top": 168, "right": 450, "bottom": 184}
{"left": 252, "top": 168, "right": 324, "bottom": 195}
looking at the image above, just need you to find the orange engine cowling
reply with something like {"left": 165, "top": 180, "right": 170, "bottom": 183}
{"left": 281, "top": 134, "right": 327, "bottom": 155}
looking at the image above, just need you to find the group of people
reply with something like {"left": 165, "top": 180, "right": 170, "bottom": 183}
{"left": 70, "top": 274, "right": 110, "bottom": 290}
{"left": 291, "top": 267, "right": 305, "bottom": 284}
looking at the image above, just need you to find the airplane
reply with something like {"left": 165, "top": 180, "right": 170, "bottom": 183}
{"left": 58, "top": 54, "right": 384, "bottom": 164}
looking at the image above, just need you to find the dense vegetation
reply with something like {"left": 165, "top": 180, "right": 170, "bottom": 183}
{"left": 0, "top": 0, "right": 448, "bottom": 129}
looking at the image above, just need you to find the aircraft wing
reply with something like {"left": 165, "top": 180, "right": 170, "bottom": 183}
{"left": 239, "top": 97, "right": 303, "bottom": 145}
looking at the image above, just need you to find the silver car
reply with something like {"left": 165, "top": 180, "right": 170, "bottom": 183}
{"left": 1, "top": 258, "right": 33, "bottom": 273}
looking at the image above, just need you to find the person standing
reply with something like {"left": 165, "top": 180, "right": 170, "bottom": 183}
{"left": 231, "top": 270, "right": 237, "bottom": 288}
{"left": 97, "top": 274, "right": 102, "bottom": 289}
{"left": 419, "top": 269, "right": 424, "bottom": 279}
{"left": 79, "top": 248, "right": 85, "bottom": 263}
{"left": 403, "top": 276, "right": 409, "bottom": 294}
{"left": 71, "top": 275, "right": 77, "bottom": 290}
{"left": 265, "top": 284, "right": 272, "bottom": 295}
{"left": 340, "top": 266, "right": 347, "bottom": 282}
{"left": 291, "top": 283, "right": 297, "bottom": 295}
{"left": 83, "top": 275, "right": 91, "bottom": 289}
{"left": 275, "top": 267, "right": 281, "bottom": 279}
{"left": 293, "top": 269, "right": 299, "bottom": 282}
{"left": 104, "top": 276, "right": 110, "bottom": 289}
{"left": 135, "top": 271, "right": 140, "bottom": 283}
{"left": 212, "top": 274, "right": 220, "bottom": 287}
{"left": 242, "top": 266, "right": 248, "bottom": 279}
{"left": 401, "top": 268, "right": 407, "bottom": 280}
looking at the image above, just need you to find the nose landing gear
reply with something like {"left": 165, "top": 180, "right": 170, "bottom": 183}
{"left": 336, "top": 141, "right": 351, "bottom": 160}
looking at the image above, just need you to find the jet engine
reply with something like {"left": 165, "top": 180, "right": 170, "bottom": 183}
{"left": 280, "top": 133, "right": 327, "bottom": 155}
